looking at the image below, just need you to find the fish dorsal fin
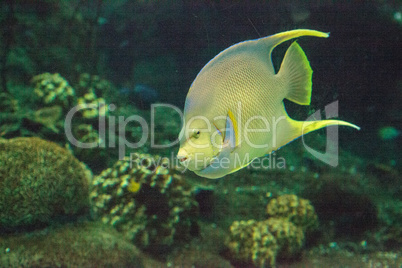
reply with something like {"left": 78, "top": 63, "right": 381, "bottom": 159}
{"left": 277, "top": 41, "right": 313, "bottom": 105}
{"left": 193, "top": 29, "right": 329, "bottom": 80}
{"left": 260, "top": 29, "right": 329, "bottom": 51}
{"left": 258, "top": 29, "right": 329, "bottom": 74}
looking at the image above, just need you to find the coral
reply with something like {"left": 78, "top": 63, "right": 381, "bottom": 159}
{"left": 73, "top": 123, "right": 102, "bottom": 145}
{"left": 0, "top": 93, "right": 19, "bottom": 113}
{"left": 266, "top": 218, "right": 304, "bottom": 259}
{"left": 227, "top": 218, "right": 304, "bottom": 267}
{"left": 76, "top": 73, "right": 114, "bottom": 97}
{"left": 70, "top": 123, "right": 108, "bottom": 173}
{"left": 30, "top": 105, "right": 63, "bottom": 133}
{"left": 31, "top": 73, "right": 75, "bottom": 110}
{"left": 90, "top": 153, "right": 198, "bottom": 251}
{"left": 76, "top": 89, "right": 108, "bottom": 119}
{"left": 0, "top": 93, "right": 21, "bottom": 137}
{"left": 266, "top": 194, "right": 318, "bottom": 231}
{"left": 227, "top": 219, "right": 277, "bottom": 267}
{"left": 227, "top": 195, "right": 318, "bottom": 267}
{"left": 0, "top": 137, "right": 91, "bottom": 230}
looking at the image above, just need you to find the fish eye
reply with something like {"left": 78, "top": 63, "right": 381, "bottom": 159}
{"left": 192, "top": 129, "right": 201, "bottom": 138}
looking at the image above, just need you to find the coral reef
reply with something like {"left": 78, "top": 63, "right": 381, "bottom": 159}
{"left": 0, "top": 137, "right": 91, "bottom": 230}
{"left": 28, "top": 72, "right": 114, "bottom": 171}
{"left": 227, "top": 195, "right": 318, "bottom": 267}
{"left": 31, "top": 73, "right": 75, "bottom": 110}
{"left": 90, "top": 153, "right": 198, "bottom": 251}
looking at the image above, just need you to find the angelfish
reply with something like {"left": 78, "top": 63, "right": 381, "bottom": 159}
{"left": 177, "top": 29, "right": 359, "bottom": 179}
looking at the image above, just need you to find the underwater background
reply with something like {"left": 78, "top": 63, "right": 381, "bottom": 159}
{"left": 0, "top": 1, "right": 400, "bottom": 267}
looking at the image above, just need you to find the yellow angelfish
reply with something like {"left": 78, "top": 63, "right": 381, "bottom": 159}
{"left": 177, "top": 29, "right": 359, "bottom": 179}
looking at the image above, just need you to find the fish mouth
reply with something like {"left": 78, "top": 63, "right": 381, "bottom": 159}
{"left": 177, "top": 148, "right": 189, "bottom": 166}
{"left": 177, "top": 149, "right": 219, "bottom": 171}
{"left": 179, "top": 156, "right": 188, "bottom": 163}
{"left": 177, "top": 154, "right": 190, "bottom": 166}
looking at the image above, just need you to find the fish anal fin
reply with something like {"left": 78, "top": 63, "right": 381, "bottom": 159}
{"left": 301, "top": 119, "right": 360, "bottom": 135}
{"left": 278, "top": 41, "right": 313, "bottom": 105}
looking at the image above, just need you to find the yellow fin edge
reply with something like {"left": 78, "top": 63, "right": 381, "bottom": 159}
{"left": 227, "top": 109, "right": 240, "bottom": 147}
{"left": 301, "top": 119, "right": 360, "bottom": 135}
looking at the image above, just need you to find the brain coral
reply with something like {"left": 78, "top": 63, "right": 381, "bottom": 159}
{"left": 0, "top": 137, "right": 91, "bottom": 230}
{"left": 90, "top": 153, "right": 198, "bottom": 251}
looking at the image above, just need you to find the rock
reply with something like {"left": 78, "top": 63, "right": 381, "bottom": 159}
{"left": 0, "top": 222, "right": 144, "bottom": 267}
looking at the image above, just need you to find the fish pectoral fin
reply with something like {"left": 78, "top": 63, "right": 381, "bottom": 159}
{"left": 278, "top": 41, "right": 313, "bottom": 105}
{"left": 223, "top": 110, "right": 239, "bottom": 150}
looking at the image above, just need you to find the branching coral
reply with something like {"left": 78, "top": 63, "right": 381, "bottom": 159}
{"left": 90, "top": 153, "right": 198, "bottom": 251}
